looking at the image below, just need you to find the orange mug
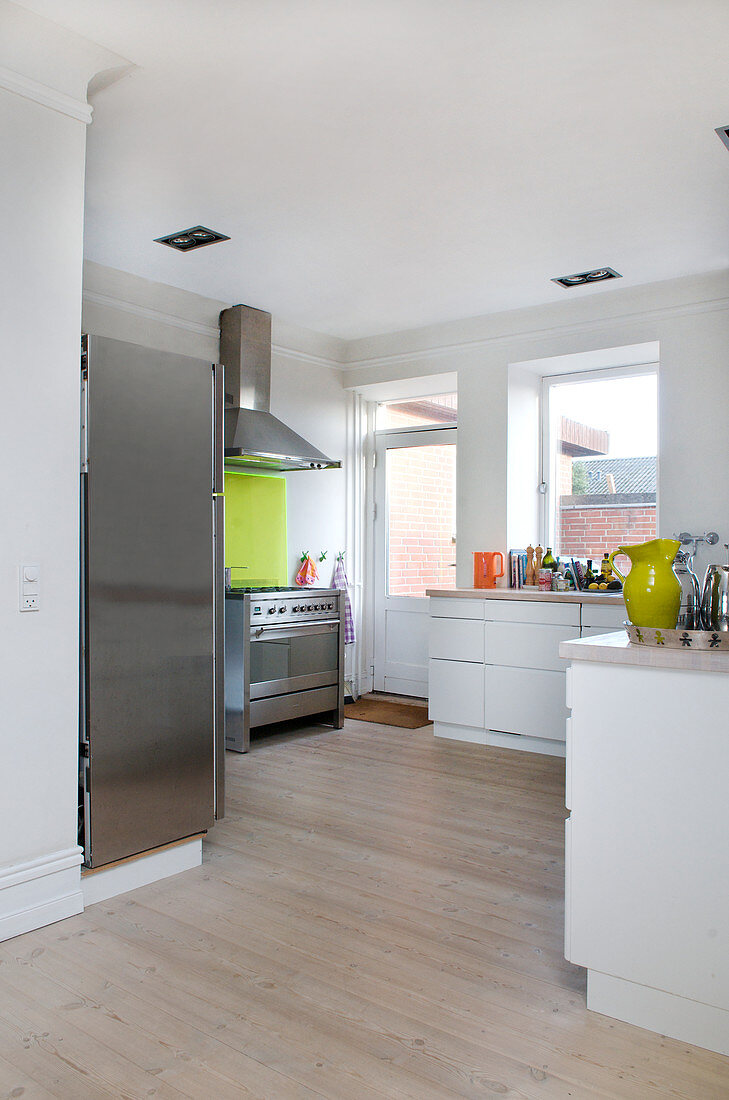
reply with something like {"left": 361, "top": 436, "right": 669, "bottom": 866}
{"left": 473, "top": 551, "right": 505, "bottom": 589}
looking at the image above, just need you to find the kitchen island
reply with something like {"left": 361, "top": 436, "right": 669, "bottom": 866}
{"left": 560, "top": 632, "right": 729, "bottom": 1056}
{"left": 427, "top": 588, "right": 626, "bottom": 755}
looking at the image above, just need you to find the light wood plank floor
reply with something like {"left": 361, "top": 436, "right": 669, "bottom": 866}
{"left": 1, "top": 721, "right": 728, "bottom": 1098}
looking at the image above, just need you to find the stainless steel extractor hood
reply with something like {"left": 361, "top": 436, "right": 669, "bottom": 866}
{"left": 219, "top": 304, "right": 341, "bottom": 471}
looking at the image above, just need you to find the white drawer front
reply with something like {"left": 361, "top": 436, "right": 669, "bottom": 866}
{"left": 485, "top": 621, "right": 579, "bottom": 672}
{"left": 483, "top": 600, "right": 580, "bottom": 627}
{"left": 428, "top": 659, "right": 485, "bottom": 728}
{"left": 429, "top": 598, "right": 485, "bottom": 620}
{"left": 581, "top": 601, "right": 627, "bottom": 631}
{"left": 430, "top": 617, "right": 484, "bottom": 663}
{"left": 484, "top": 665, "right": 569, "bottom": 742}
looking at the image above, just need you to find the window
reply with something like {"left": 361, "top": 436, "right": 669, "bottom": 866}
{"left": 384, "top": 439, "right": 456, "bottom": 596}
{"left": 374, "top": 393, "right": 457, "bottom": 599}
{"left": 541, "top": 367, "right": 657, "bottom": 563}
{"left": 376, "top": 392, "right": 457, "bottom": 430}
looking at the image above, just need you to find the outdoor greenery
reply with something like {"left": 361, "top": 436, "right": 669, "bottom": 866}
{"left": 572, "top": 460, "right": 588, "bottom": 495}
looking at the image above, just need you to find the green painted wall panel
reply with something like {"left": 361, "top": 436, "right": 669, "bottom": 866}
{"left": 224, "top": 471, "right": 287, "bottom": 587}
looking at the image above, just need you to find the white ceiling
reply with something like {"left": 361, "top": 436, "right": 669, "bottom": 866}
{"left": 16, "top": 0, "right": 729, "bottom": 339}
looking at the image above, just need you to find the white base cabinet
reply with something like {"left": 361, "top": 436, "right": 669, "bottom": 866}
{"left": 428, "top": 595, "right": 625, "bottom": 755}
{"left": 428, "top": 658, "right": 484, "bottom": 728}
{"left": 564, "top": 657, "right": 729, "bottom": 1057}
{"left": 485, "top": 665, "right": 569, "bottom": 742}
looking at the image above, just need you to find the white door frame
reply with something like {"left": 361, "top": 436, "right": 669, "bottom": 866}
{"left": 373, "top": 426, "right": 457, "bottom": 695}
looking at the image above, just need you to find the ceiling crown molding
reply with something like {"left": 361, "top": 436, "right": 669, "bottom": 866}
{"left": 83, "top": 290, "right": 346, "bottom": 367}
{"left": 271, "top": 343, "right": 345, "bottom": 369}
{"left": 0, "top": 64, "right": 93, "bottom": 124}
{"left": 83, "top": 291, "right": 219, "bottom": 338}
{"left": 343, "top": 292, "right": 729, "bottom": 372}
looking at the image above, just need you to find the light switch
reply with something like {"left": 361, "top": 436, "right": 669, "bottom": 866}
{"left": 20, "top": 563, "right": 40, "bottom": 612}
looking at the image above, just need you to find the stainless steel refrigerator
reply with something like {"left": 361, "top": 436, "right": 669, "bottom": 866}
{"left": 80, "top": 334, "right": 225, "bottom": 868}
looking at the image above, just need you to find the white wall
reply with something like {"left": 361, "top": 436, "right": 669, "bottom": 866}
{"left": 344, "top": 271, "right": 729, "bottom": 586}
{"left": 506, "top": 365, "right": 541, "bottom": 549}
{"left": 274, "top": 354, "right": 351, "bottom": 584}
{"left": 0, "top": 4, "right": 124, "bottom": 939}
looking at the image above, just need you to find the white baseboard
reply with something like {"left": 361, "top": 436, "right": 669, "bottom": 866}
{"left": 433, "top": 722, "right": 566, "bottom": 757}
{"left": 588, "top": 969, "right": 729, "bottom": 1058}
{"left": 383, "top": 676, "right": 428, "bottom": 697}
{"left": 82, "top": 837, "right": 202, "bottom": 907}
{"left": 433, "top": 721, "right": 487, "bottom": 744}
{"left": 0, "top": 847, "right": 84, "bottom": 943}
{"left": 483, "top": 729, "right": 566, "bottom": 758}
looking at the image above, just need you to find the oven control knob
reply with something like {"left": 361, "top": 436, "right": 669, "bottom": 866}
{"left": 328, "top": 602, "right": 334, "bottom": 609}
{"left": 292, "top": 605, "right": 299, "bottom": 612}
{"left": 267, "top": 607, "right": 276, "bottom": 615}
{"left": 278, "top": 606, "right": 286, "bottom": 613}
{"left": 313, "top": 604, "right": 320, "bottom": 610}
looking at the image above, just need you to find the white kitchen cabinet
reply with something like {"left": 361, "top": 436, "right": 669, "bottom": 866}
{"left": 430, "top": 616, "right": 485, "bottom": 662}
{"left": 563, "top": 647, "right": 729, "bottom": 1056}
{"left": 428, "top": 593, "right": 625, "bottom": 757}
{"left": 580, "top": 602, "right": 627, "bottom": 636}
{"left": 484, "top": 600, "right": 579, "bottom": 627}
{"left": 428, "top": 657, "right": 484, "bottom": 727}
{"left": 429, "top": 597, "right": 485, "bottom": 620}
{"left": 485, "top": 665, "right": 569, "bottom": 741}
{"left": 481, "top": 600, "right": 579, "bottom": 753}
{"left": 485, "top": 621, "right": 576, "bottom": 672}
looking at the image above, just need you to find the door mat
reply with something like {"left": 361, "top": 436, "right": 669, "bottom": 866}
{"left": 344, "top": 696, "right": 432, "bottom": 729}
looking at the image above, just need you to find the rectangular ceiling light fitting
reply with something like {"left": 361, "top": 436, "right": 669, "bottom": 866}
{"left": 714, "top": 125, "right": 729, "bottom": 153}
{"left": 155, "top": 226, "right": 230, "bottom": 251}
{"left": 552, "top": 267, "right": 621, "bottom": 289}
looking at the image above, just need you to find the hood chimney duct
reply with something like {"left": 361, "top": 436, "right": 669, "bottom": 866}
{"left": 219, "top": 304, "right": 341, "bottom": 472}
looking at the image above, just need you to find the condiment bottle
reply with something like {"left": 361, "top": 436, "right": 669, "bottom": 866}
{"left": 542, "top": 548, "right": 557, "bottom": 571}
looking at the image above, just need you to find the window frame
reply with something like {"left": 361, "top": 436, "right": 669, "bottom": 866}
{"left": 539, "top": 362, "right": 659, "bottom": 554}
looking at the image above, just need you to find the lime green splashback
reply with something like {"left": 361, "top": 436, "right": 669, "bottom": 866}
{"left": 224, "top": 472, "right": 287, "bottom": 586}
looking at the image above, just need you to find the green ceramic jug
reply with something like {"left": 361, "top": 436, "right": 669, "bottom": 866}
{"left": 608, "top": 538, "right": 681, "bottom": 628}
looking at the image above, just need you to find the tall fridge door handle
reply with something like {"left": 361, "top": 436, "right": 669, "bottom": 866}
{"left": 80, "top": 375, "right": 89, "bottom": 473}
{"left": 213, "top": 493, "right": 225, "bottom": 819}
{"left": 213, "top": 363, "right": 225, "bottom": 494}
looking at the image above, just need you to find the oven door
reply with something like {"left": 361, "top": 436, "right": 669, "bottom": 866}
{"left": 249, "top": 621, "right": 340, "bottom": 700}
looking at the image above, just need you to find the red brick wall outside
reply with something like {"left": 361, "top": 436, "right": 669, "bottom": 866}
{"left": 387, "top": 443, "right": 456, "bottom": 597}
{"left": 558, "top": 504, "right": 656, "bottom": 561}
{"left": 558, "top": 453, "right": 574, "bottom": 498}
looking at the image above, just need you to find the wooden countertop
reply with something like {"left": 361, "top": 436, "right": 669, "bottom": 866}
{"left": 559, "top": 631, "right": 729, "bottom": 672}
{"left": 426, "top": 587, "right": 625, "bottom": 607}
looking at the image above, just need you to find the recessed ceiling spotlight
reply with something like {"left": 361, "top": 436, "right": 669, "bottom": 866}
{"left": 155, "top": 225, "right": 230, "bottom": 251}
{"left": 552, "top": 267, "right": 621, "bottom": 289}
{"left": 715, "top": 125, "right": 729, "bottom": 152}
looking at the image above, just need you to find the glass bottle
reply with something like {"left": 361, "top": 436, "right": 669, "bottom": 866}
{"left": 542, "top": 547, "right": 557, "bottom": 571}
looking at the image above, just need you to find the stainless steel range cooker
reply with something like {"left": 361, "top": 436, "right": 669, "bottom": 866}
{"left": 224, "top": 587, "right": 344, "bottom": 752}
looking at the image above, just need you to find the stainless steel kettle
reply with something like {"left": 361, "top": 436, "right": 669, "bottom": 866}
{"left": 673, "top": 550, "right": 702, "bottom": 630}
{"left": 701, "top": 545, "right": 729, "bottom": 631}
